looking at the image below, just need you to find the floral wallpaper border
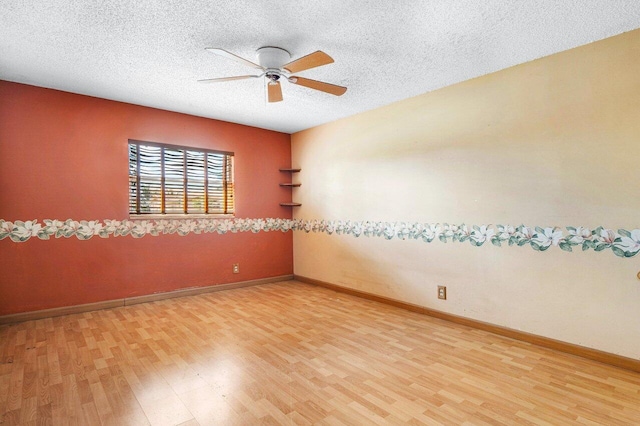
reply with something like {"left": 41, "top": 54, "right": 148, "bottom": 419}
{"left": 1, "top": 218, "right": 639, "bottom": 258}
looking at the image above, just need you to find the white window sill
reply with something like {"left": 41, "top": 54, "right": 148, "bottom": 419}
{"left": 128, "top": 214, "right": 235, "bottom": 220}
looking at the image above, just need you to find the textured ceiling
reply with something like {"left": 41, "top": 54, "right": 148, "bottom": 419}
{"left": 2, "top": 1, "right": 640, "bottom": 133}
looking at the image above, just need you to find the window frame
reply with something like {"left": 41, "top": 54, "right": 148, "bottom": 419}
{"left": 128, "top": 139, "right": 235, "bottom": 219}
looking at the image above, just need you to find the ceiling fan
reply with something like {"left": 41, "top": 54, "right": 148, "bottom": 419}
{"left": 199, "top": 47, "right": 347, "bottom": 103}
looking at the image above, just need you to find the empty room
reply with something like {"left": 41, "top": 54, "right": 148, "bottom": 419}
{"left": 1, "top": 1, "right": 640, "bottom": 425}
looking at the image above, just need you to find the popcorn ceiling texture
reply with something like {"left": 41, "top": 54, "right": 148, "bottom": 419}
{"left": 1, "top": 0, "right": 640, "bottom": 133}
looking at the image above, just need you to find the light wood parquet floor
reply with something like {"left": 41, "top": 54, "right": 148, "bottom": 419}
{"left": 1, "top": 280, "right": 639, "bottom": 425}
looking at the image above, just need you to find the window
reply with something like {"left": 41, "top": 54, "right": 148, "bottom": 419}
{"left": 128, "top": 140, "right": 234, "bottom": 216}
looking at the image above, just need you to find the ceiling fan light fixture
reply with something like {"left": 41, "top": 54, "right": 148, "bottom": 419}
{"left": 266, "top": 71, "right": 281, "bottom": 82}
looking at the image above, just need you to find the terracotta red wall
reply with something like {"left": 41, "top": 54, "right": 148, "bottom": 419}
{"left": 0, "top": 81, "right": 293, "bottom": 315}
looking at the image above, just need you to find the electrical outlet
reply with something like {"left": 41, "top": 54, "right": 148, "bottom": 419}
{"left": 437, "top": 286, "right": 447, "bottom": 300}
{"left": 233, "top": 263, "right": 239, "bottom": 274}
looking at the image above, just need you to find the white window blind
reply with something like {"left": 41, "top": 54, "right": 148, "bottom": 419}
{"left": 128, "top": 140, "right": 234, "bottom": 215}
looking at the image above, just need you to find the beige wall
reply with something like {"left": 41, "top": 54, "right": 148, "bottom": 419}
{"left": 291, "top": 29, "right": 640, "bottom": 358}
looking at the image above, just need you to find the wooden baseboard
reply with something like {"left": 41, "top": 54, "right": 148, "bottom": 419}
{"left": 0, "top": 275, "right": 293, "bottom": 325}
{"left": 294, "top": 274, "right": 640, "bottom": 373}
{"left": 0, "top": 300, "right": 124, "bottom": 325}
{"left": 124, "top": 275, "right": 293, "bottom": 306}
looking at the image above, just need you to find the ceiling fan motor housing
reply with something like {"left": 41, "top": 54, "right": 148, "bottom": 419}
{"left": 257, "top": 46, "right": 291, "bottom": 69}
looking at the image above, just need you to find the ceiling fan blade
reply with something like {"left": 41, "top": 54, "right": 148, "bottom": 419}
{"left": 205, "top": 48, "right": 265, "bottom": 70}
{"left": 198, "top": 75, "right": 260, "bottom": 83}
{"left": 289, "top": 76, "right": 347, "bottom": 96}
{"left": 283, "top": 51, "right": 334, "bottom": 74}
{"left": 268, "top": 81, "right": 283, "bottom": 103}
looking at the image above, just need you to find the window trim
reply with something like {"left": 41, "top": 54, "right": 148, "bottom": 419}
{"left": 128, "top": 139, "right": 235, "bottom": 218}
